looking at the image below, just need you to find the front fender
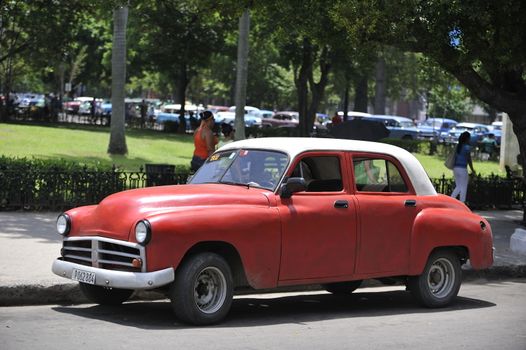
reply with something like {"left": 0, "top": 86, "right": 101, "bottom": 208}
{"left": 409, "top": 208, "right": 493, "bottom": 275}
{"left": 143, "top": 205, "right": 282, "bottom": 289}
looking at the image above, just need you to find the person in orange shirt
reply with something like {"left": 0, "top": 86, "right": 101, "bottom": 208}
{"left": 191, "top": 110, "right": 217, "bottom": 172}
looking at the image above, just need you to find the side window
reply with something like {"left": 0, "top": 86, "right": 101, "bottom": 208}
{"left": 385, "top": 119, "right": 397, "bottom": 127}
{"left": 353, "top": 157, "right": 408, "bottom": 193}
{"left": 291, "top": 156, "right": 343, "bottom": 192}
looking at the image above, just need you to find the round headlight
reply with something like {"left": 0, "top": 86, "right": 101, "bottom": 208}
{"left": 56, "top": 213, "right": 71, "bottom": 236}
{"left": 135, "top": 220, "right": 151, "bottom": 245}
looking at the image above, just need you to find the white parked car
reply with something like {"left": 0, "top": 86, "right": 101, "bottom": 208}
{"left": 216, "top": 106, "right": 262, "bottom": 127}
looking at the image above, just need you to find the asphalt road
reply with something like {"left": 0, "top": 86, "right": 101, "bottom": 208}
{"left": 1, "top": 280, "right": 526, "bottom": 350}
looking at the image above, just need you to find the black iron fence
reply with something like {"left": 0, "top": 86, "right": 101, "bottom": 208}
{"left": 0, "top": 166, "right": 190, "bottom": 211}
{"left": 431, "top": 174, "right": 525, "bottom": 209}
{"left": 0, "top": 168, "right": 524, "bottom": 211}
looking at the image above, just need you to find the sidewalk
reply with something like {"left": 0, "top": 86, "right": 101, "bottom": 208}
{"left": 1, "top": 210, "right": 525, "bottom": 306}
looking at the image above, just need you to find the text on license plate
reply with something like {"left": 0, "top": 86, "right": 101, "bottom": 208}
{"left": 72, "top": 269, "right": 96, "bottom": 285}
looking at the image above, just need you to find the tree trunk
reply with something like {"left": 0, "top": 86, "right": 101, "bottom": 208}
{"left": 234, "top": 8, "right": 250, "bottom": 141}
{"left": 354, "top": 76, "right": 368, "bottom": 113}
{"left": 175, "top": 66, "right": 188, "bottom": 134}
{"left": 308, "top": 46, "right": 331, "bottom": 132}
{"left": 297, "top": 38, "right": 312, "bottom": 137}
{"left": 342, "top": 75, "right": 350, "bottom": 122}
{"left": 107, "top": 6, "right": 128, "bottom": 155}
{"left": 374, "top": 57, "right": 386, "bottom": 114}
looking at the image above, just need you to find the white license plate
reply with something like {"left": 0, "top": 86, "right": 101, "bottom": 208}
{"left": 72, "top": 268, "right": 96, "bottom": 285}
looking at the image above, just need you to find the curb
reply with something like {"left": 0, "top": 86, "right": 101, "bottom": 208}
{"left": 2, "top": 265, "right": 525, "bottom": 307}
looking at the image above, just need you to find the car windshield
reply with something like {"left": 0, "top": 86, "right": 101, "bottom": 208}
{"left": 189, "top": 149, "right": 289, "bottom": 191}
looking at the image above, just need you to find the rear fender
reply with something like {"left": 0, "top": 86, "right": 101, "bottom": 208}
{"left": 409, "top": 208, "right": 493, "bottom": 275}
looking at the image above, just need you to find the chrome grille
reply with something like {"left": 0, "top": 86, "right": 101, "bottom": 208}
{"left": 62, "top": 237, "right": 146, "bottom": 272}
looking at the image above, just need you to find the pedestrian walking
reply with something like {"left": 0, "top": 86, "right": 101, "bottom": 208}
{"left": 451, "top": 131, "right": 476, "bottom": 202}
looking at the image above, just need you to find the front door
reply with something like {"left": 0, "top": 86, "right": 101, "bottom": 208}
{"left": 278, "top": 153, "right": 358, "bottom": 282}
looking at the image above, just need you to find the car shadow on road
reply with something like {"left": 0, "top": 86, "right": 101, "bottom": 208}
{"left": 52, "top": 287, "right": 496, "bottom": 330}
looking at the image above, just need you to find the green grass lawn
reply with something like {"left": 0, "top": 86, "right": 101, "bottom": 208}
{"left": 0, "top": 122, "right": 194, "bottom": 171}
{"left": 415, "top": 153, "right": 504, "bottom": 178}
{"left": 0, "top": 122, "right": 505, "bottom": 177}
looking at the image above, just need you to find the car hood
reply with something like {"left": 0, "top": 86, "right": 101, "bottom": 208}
{"left": 69, "top": 184, "right": 271, "bottom": 240}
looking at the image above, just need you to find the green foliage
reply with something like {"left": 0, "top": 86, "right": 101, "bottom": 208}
{"left": 0, "top": 156, "right": 111, "bottom": 172}
{"left": 332, "top": 0, "right": 526, "bottom": 116}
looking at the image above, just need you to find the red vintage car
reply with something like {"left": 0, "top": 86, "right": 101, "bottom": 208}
{"left": 261, "top": 111, "right": 299, "bottom": 128}
{"left": 52, "top": 137, "right": 493, "bottom": 325}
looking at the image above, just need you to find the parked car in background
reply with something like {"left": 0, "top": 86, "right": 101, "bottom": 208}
{"left": 78, "top": 99, "right": 105, "bottom": 116}
{"left": 16, "top": 93, "right": 45, "bottom": 111}
{"left": 446, "top": 122, "right": 491, "bottom": 144}
{"left": 262, "top": 111, "right": 299, "bottom": 128}
{"left": 486, "top": 121, "right": 502, "bottom": 144}
{"left": 154, "top": 103, "right": 198, "bottom": 132}
{"left": 63, "top": 96, "right": 94, "bottom": 114}
{"left": 260, "top": 109, "right": 274, "bottom": 119}
{"left": 338, "top": 111, "right": 372, "bottom": 119}
{"left": 52, "top": 137, "right": 493, "bottom": 325}
{"left": 358, "top": 114, "right": 420, "bottom": 140}
{"left": 100, "top": 100, "right": 112, "bottom": 118}
{"left": 417, "top": 118, "right": 458, "bottom": 141}
{"left": 489, "top": 121, "right": 502, "bottom": 131}
{"left": 215, "top": 106, "right": 262, "bottom": 127}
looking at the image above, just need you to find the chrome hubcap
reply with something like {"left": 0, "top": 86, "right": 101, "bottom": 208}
{"left": 427, "top": 258, "right": 455, "bottom": 298}
{"left": 194, "top": 267, "right": 226, "bottom": 314}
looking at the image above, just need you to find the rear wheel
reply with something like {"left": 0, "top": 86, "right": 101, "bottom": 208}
{"left": 170, "top": 253, "right": 233, "bottom": 325}
{"left": 408, "top": 250, "right": 462, "bottom": 308}
{"left": 323, "top": 280, "right": 362, "bottom": 295}
{"left": 79, "top": 283, "right": 133, "bottom": 305}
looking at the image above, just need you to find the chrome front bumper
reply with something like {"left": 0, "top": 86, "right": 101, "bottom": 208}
{"left": 52, "top": 259, "right": 174, "bottom": 290}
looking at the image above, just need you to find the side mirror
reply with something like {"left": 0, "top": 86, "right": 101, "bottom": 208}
{"left": 280, "top": 177, "right": 307, "bottom": 199}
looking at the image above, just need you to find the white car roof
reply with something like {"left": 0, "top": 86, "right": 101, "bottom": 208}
{"left": 228, "top": 106, "right": 260, "bottom": 112}
{"left": 369, "top": 114, "right": 414, "bottom": 122}
{"left": 219, "top": 137, "right": 436, "bottom": 196}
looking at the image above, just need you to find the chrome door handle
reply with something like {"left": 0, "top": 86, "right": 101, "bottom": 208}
{"left": 405, "top": 199, "right": 417, "bottom": 207}
{"left": 334, "top": 200, "right": 349, "bottom": 209}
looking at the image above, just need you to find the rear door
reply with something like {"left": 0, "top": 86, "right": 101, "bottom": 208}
{"left": 350, "top": 153, "right": 420, "bottom": 276}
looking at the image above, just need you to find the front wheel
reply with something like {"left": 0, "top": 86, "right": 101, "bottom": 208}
{"left": 408, "top": 250, "right": 462, "bottom": 308}
{"left": 79, "top": 283, "right": 134, "bottom": 305}
{"left": 170, "top": 253, "right": 233, "bottom": 325}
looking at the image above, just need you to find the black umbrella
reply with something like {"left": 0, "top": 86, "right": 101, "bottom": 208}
{"left": 330, "top": 119, "right": 390, "bottom": 141}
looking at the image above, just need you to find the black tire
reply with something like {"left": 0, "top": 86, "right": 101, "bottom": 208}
{"left": 170, "top": 253, "right": 233, "bottom": 325}
{"left": 323, "top": 280, "right": 362, "bottom": 295}
{"left": 408, "top": 250, "right": 462, "bottom": 308}
{"left": 79, "top": 283, "right": 134, "bottom": 305}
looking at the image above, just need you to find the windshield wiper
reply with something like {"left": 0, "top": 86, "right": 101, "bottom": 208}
{"left": 220, "top": 181, "right": 250, "bottom": 187}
